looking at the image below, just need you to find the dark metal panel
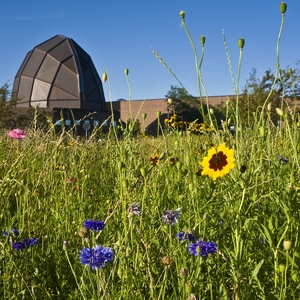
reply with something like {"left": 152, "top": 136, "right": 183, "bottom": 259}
{"left": 53, "top": 64, "right": 79, "bottom": 97}
{"left": 11, "top": 76, "right": 20, "bottom": 97}
{"left": 36, "top": 54, "right": 60, "bottom": 83}
{"left": 22, "top": 49, "right": 46, "bottom": 77}
{"left": 48, "top": 40, "right": 72, "bottom": 62}
{"left": 36, "top": 35, "right": 66, "bottom": 52}
{"left": 16, "top": 51, "right": 32, "bottom": 77}
{"left": 62, "top": 56, "right": 77, "bottom": 73}
{"left": 49, "top": 86, "right": 78, "bottom": 100}
{"left": 48, "top": 99, "right": 80, "bottom": 108}
{"left": 31, "top": 79, "right": 51, "bottom": 101}
{"left": 18, "top": 76, "right": 34, "bottom": 103}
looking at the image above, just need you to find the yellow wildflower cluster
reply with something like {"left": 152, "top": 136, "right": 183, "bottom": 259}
{"left": 164, "top": 114, "right": 186, "bottom": 129}
{"left": 188, "top": 123, "right": 215, "bottom": 135}
{"left": 149, "top": 154, "right": 160, "bottom": 165}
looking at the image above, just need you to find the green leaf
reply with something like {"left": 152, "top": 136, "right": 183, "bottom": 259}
{"left": 251, "top": 259, "right": 264, "bottom": 279}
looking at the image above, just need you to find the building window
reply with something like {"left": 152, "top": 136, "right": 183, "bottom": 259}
{"left": 55, "top": 120, "right": 61, "bottom": 126}
{"left": 94, "top": 120, "right": 99, "bottom": 127}
{"left": 75, "top": 120, "right": 80, "bottom": 126}
{"left": 65, "top": 120, "right": 71, "bottom": 126}
{"left": 103, "top": 121, "right": 108, "bottom": 126}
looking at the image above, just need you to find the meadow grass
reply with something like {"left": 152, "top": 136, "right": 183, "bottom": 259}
{"left": 1, "top": 2, "right": 300, "bottom": 299}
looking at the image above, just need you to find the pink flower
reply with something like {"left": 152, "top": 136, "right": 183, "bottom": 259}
{"left": 8, "top": 129, "right": 27, "bottom": 140}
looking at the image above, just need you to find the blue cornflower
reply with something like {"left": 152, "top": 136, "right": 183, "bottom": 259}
{"left": 83, "top": 220, "right": 105, "bottom": 232}
{"left": 189, "top": 240, "right": 217, "bottom": 257}
{"left": 23, "top": 237, "right": 38, "bottom": 247}
{"left": 12, "top": 241, "right": 25, "bottom": 250}
{"left": 176, "top": 231, "right": 195, "bottom": 242}
{"left": 3, "top": 228, "right": 19, "bottom": 237}
{"left": 162, "top": 208, "right": 181, "bottom": 226}
{"left": 79, "top": 245, "right": 114, "bottom": 270}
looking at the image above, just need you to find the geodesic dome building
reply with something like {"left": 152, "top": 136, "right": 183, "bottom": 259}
{"left": 12, "top": 35, "right": 105, "bottom": 110}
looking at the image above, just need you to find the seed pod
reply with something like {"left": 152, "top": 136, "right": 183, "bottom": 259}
{"left": 276, "top": 108, "right": 284, "bottom": 116}
{"left": 209, "top": 108, "right": 214, "bottom": 115}
{"left": 280, "top": 2, "right": 287, "bottom": 14}
{"left": 102, "top": 72, "right": 107, "bottom": 82}
{"left": 179, "top": 10, "right": 185, "bottom": 20}
{"left": 142, "top": 113, "right": 147, "bottom": 119}
{"left": 200, "top": 35, "right": 206, "bottom": 45}
{"left": 238, "top": 38, "right": 245, "bottom": 49}
{"left": 167, "top": 98, "right": 173, "bottom": 105}
{"left": 267, "top": 103, "right": 271, "bottom": 111}
{"left": 283, "top": 239, "right": 292, "bottom": 251}
{"left": 124, "top": 68, "right": 129, "bottom": 75}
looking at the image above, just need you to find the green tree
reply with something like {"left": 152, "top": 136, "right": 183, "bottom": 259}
{"left": 221, "top": 66, "right": 300, "bottom": 126}
{"left": 165, "top": 86, "right": 203, "bottom": 122}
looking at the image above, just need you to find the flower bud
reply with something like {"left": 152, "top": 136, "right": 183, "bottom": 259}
{"left": 259, "top": 126, "right": 265, "bottom": 137}
{"left": 180, "top": 268, "right": 188, "bottom": 278}
{"left": 276, "top": 108, "right": 283, "bottom": 116}
{"left": 142, "top": 113, "right": 147, "bottom": 119}
{"left": 267, "top": 103, "right": 271, "bottom": 111}
{"left": 238, "top": 38, "right": 245, "bottom": 49}
{"left": 78, "top": 227, "right": 90, "bottom": 239}
{"left": 63, "top": 240, "right": 68, "bottom": 250}
{"left": 156, "top": 111, "right": 161, "bottom": 118}
{"left": 188, "top": 183, "right": 194, "bottom": 192}
{"left": 179, "top": 10, "right": 185, "bottom": 20}
{"left": 185, "top": 282, "right": 194, "bottom": 293}
{"left": 280, "top": 2, "right": 287, "bottom": 14}
{"left": 209, "top": 108, "right": 214, "bottom": 115}
{"left": 124, "top": 68, "right": 129, "bottom": 75}
{"left": 279, "top": 264, "right": 286, "bottom": 273}
{"left": 288, "top": 68, "right": 292, "bottom": 75}
{"left": 102, "top": 72, "right": 107, "bottom": 82}
{"left": 122, "top": 179, "right": 128, "bottom": 188}
{"left": 140, "top": 167, "right": 147, "bottom": 177}
{"left": 167, "top": 98, "right": 173, "bottom": 105}
{"left": 283, "top": 239, "right": 292, "bottom": 251}
{"left": 200, "top": 35, "right": 206, "bottom": 45}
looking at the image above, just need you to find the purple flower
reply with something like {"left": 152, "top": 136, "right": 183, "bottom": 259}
{"left": 23, "top": 237, "right": 38, "bottom": 247}
{"left": 162, "top": 208, "right": 181, "bottom": 226}
{"left": 189, "top": 240, "right": 217, "bottom": 257}
{"left": 8, "top": 129, "right": 26, "bottom": 140}
{"left": 176, "top": 231, "right": 195, "bottom": 242}
{"left": 83, "top": 220, "right": 105, "bottom": 232}
{"left": 12, "top": 241, "right": 25, "bottom": 250}
{"left": 3, "top": 228, "right": 19, "bottom": 237}
{"left": 79, "top": 245, "right": 114, "bottom": 269}
{"left": 128, "top": 202, "right": 142, "bottom": 217}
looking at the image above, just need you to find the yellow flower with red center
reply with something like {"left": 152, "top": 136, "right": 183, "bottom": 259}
{"left": 200, "top": 143, "right": 235, "bottom": 180}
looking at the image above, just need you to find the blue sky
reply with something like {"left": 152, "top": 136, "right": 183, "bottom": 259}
{"left": 1, "top": 0, "right": 299, "bottom": 101}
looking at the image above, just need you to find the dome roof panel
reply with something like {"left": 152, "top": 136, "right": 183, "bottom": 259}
{"left": 18, "top": 76, "right": 34, "bottom": 103}
{"left": 54, "top": 64, "right": 79, "bottom": 97}
{"left": 22, "top": 49, "right": 46, "bottom": 77}
{"left": 31, "top": 79, "right": 51, "bottom": 101}
{"left": 49, "top": 86, "right": 78, "bottom": 100}
{"left": 48, "top": 40, "right": 72, "bottom": 62}
{"left": 36, "top": 35, "right": 66, "bottom": 52}
{"left": 62, "top": 56, "right": 77, "bottom": 73}
{"left": 36, "top": 54, "right": 60, "bottom": 83}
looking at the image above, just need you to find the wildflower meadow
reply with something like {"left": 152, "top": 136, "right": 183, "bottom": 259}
{"left": 1, "top": 2, "right": 300, "bottom": 299}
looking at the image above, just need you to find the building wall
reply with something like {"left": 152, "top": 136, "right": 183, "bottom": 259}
{"left": 119, "top": 96, "right": 232, "bottom": 133}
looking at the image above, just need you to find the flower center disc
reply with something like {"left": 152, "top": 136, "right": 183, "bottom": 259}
{"left": 209, "top": 151, "right": 227, "bottom": 171}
